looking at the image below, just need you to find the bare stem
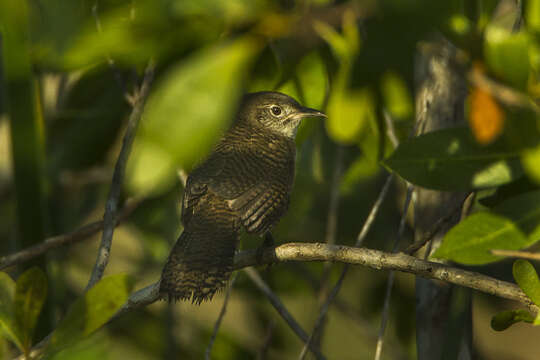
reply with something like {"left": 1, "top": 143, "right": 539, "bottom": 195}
{"left": 0, "top": 198, "right": 142, "bottom": 270}
{"left": 374, "top": 184, "right": 413, "bottom": 360}
{"left": 205, "top": 273, "right": 237, "bottom": 360}
{"left": 86, "top": 60, "right": 155, "bottom": 289}
{"left": 491, "top": 249, "right": 540, "bottom": 262}
{"left": 244, "top": 267, "right": 327, "bottom": 360}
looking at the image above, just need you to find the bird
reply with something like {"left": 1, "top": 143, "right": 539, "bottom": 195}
{"left": 159, "top": 91, "right": 326, "bottom": 304}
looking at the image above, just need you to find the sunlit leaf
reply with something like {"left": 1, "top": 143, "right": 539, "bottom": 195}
{"left": 522, "top": 143, "right": 540, "bottom": 184}
{"left": 15, "top": 267, "right": 47, "bottom": 351}
{"left": 44, "top": 274, "right": 134, "bottom": 357}
{"left": 313, "top": 21, "right": 349, "bottom": 63}
{"left": 383, "top": 127, "right": 522, "bottom": 190}
{"left": 433, "top": 212, "right": 528, "bottom": 265}
{"left": 468, "top": 86, "right": 504, "bottom": 145}
{"left": 127, "top": 37, "right": 260, "bottom": 194}
{"left": 513, "top": 260, "right": 540, "bottom": 306}
{"left": 326, "top": 88, "right": 374, "bottom": 144}
{"left": 296, "top": 52, "right": 327, "bottom": 110}
{"left": 484, "top": 26, "right": 530, "bottom": 90}
{"left": 434, "top": 190, "right": 540, "bottom": 264}
{"left": 448, "top": 14, "right": 472, "bottom": 36}
{"left": 491, "top": 309, "right": 534, "bottom": 331}
{"left": 0, "top": 272, "right": 23, "bottom": 352}
{"left": 527, "top": 0, "right": 540, "bottom": 34}
{"left": 380, "top": 71, "right": 413, "bottom": 121}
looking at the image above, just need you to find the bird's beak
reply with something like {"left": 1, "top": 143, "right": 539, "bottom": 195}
{"left": 298, "top": 106, "right": 327, "bottom": 119}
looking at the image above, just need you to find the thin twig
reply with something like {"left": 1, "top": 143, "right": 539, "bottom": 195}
{"left": 299, "top": 175, "right": 394, "bottom": 359}
{"left": 243, "top": 267, "right": 327, "bottom": 360}
{"left": 86, "top": 60, "right": 155, "bottom": 289}
{"left": 403, "top": 198, "right": 467, "bottom": 255}
{"left": 374, "top": 184, "right": 413, "bottom": 360}
{"left": 92, "top": 1, "right": 128, "bottom": 97}
{"left": 299, "top": 147, "right": 343, "bottom": 360}
{"left": 513, "top": 0, "right": 523, "bottom": 33}
{"left": 257, "top": 320, "right": 276, "bottom": 360}
{"left": 468, "top": 67, "right": 538, "bottom": 111}
{"left": 324, "top": 146, "right": 343, "bottom": 247}
{"left": 0, "top": 198, "right": 142, "bottom": 270}
{"left": 383, "top": 110, "right": 400, "bottom": 148}
{"left": 491, "top": 249, "right": 540, "bottom": 261}
{"left": 205, "top": 273, "right": 238, "bottom": 360}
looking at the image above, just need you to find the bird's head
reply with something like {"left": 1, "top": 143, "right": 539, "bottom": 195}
{"left": 238, "top": 91, "right": 326, "bottom": 138}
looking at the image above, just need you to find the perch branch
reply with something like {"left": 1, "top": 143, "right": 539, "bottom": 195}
{"left": 19, "top": 241, "right": 536, "bottom": 360}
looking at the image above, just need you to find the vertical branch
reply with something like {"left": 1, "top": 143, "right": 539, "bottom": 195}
{"left": 374, "top": 184, "right": 413, "bottom": 360}
{"left": 86, "top": 60, "right": 155, "bottom": 289}
{"left": 310, "top": 145, "right": 344, "bottom": 354}
{"left": 414, "top": 39, "right": 469, "bottom": 360}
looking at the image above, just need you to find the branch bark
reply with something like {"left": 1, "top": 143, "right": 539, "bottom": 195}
{"left": 119, "top": 243, "right": 537, "bottom": 316}
{"left": 0, "top": 198, "right": 142, "bottom": 271}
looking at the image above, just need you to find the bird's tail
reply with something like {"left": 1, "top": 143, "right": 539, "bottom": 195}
{"left": 159, "top": 226, "right": 239, "bottom": 304}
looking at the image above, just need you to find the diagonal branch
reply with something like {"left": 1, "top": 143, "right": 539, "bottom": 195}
{"left": 0, "top": 198, "right": 142, "bottom": 270}
{"left": 244, "top": 268, "right": 327, "bottom": 360}
{"left": 118, "top": 241, "right": 539, "bottom": 323}
{"left": 86, "top": 60, "right": 155, "bottom": 289}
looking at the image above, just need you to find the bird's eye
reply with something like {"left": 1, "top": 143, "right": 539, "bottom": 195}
{"left": 270, "top": 105, "right": 282, "bottom": 116}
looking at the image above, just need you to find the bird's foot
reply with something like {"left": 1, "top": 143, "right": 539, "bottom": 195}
{"left": 256, "top": 232, "right": 275, "bottom": 266}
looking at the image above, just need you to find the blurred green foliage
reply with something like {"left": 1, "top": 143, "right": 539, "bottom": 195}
{"left": 1, "top": 0, "right": 540, "bottom": 359}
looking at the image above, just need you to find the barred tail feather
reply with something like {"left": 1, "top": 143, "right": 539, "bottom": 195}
{"left": 159, "top": 227, "right": 238, "bottom": 304}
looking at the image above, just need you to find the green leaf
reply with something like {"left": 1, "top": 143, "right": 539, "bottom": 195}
{"left": 380, "top": 71, "right": 413, "bottom": 121}
{"left": 522, "top": 143, "right": 540, "bottom": 184}
{"left": 527, "top": 0, "right": 540, "bottom": 34}
{"left": 433, "top": 212, "right": 529, "bottom": 265}
{"left": 491, "top": 309, "right": 534, "bottom": 331}
{"left": 484, "top": 26, "right": 530, "bottom": 90}
{"left": 0, "top": 272, "right": 23, "bottom": 352}
{"left": 296, "top": 52, "right": 328, "bottom": 110}
{"left": 127, "top": 37, "right": 260, "bottom": 194}
{"left": 14, "top": 267, "right": 47, "bottom": 351}
{"left": 513, "top": 259, "right": 540, "bottom": 306}
{"left": 382, "top": 127, "right": 522, "bottom": 191}
{"left": 289, "top": 52, "right": 329, "bottom": 146}
{"left": 494, "top": 190, "right": 540, "bottom": 241}
{"left": 434, "top": 190, "right": 540, "bottom": 265}
{"left": 44, "top": 274, "right": 134, "bottom": 357}
{"left": 326, "top": 88, "right": 375, "bottom": 144}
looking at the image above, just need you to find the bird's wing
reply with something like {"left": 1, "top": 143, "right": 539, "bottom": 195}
{"left": 227, "top": 181, "right": 291, "bottom": 235}
{"left": 181, "top": 153, "right": 226, "bottom": 226}
{"left": 182, "top": 144, "right": 294, "bottom": 235}
{"left": 181, "top": 149, "right": 260, "bottom": 225}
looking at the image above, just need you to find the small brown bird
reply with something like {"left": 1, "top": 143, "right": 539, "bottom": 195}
{"left": 159, "top": 91, "right": 326, "bottom": 303}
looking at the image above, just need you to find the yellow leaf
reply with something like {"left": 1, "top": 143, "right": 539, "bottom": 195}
{"left": 469, "top": 87, "right": 505, "bottom": 145}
